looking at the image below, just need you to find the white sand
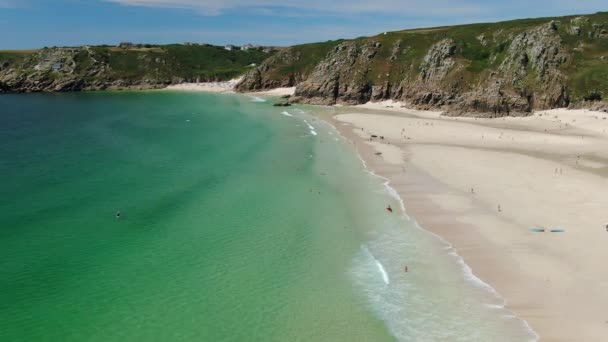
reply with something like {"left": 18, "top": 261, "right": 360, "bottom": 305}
{"left": 165, "top": 79, "right": 295, "bottom": 97}
{"left": 164, "top": 77, "right": 243, "bottom": 93}
{"left": 246, "top": 87, "right": 296, "bottom": 96}
{"left": 332, "top": 104, "right": 608, "bottom": 341}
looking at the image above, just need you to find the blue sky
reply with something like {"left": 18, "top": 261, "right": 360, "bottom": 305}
{"left": 0, "top": 0, "right": 606, "bottom": 49}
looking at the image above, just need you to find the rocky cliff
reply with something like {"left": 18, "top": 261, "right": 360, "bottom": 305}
{"left": 237, "top": 12, "right": 608, "bottom": 116}
{"left": 0, "top": 44, "right": 273, "bottom": 93}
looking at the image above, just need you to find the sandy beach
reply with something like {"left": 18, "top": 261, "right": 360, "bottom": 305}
{"left": 245, "top": 87, "right": 296, "bottom": 96}
{"left": 164, "top": 77, "right": 243, "bottom": 93}
{"left": 165, "top": 78, "right": 296, "bottom": 97}
{"left": 331, "top": 101, "right": 608, "bottom": 341}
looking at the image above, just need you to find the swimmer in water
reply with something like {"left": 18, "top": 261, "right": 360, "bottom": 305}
{"left": 116, "top": 210, "right": 121, "bottom": 219}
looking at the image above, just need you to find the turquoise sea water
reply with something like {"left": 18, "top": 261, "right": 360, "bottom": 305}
{"left": 0, "top": 92, "right": 536, "bottom": 341}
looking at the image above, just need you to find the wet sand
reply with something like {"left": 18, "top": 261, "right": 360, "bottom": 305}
{"left": 331, "top": 102, "right": 608, "bottom": 341}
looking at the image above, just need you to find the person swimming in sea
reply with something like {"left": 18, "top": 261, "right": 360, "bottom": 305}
{"left": 116, "top": 210, "right": 121, "bottom": 219}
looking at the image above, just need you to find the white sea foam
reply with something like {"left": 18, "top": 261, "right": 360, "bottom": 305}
{"left": 324, "top": 118, "right": 539, "bottom": 341}
{"left": 375, "top": 260, "right": 390, "bottom": 285}
{"left": 303, "top": 119, "right": 317, "bottom": 136}
{"left": 281, "top": 111, "right": 293, "bottom": 117}
{"left": 360, "top": 246, "right": 390, "bottom": 285}
{"left": 249, "top": 96, "right": 266, "bottom": 103}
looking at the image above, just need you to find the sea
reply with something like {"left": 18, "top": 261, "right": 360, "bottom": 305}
{"left": 0, "top": 91, "right": 537, "bottom": 341}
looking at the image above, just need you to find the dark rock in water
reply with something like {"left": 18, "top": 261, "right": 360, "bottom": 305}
{"left": 273, "top": 102, "right": 291, "bottom": 107}
{"left": 281, "top": 94, "right": 292, "bottom": 99}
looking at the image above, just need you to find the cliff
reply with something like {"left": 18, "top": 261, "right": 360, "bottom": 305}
{"left": 237, "top": 12, "right": 608, "bottom": 116}
{"left": 0, "top": 44, "right": 273, "bottom": 93}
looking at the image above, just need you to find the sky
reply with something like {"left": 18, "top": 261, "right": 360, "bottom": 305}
{"left": 0, "top": 0, "right": 606, "bottom": 49}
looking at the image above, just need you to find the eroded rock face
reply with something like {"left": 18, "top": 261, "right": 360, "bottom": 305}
{"left": 235, "top": 48, "right": 305, "bottom": 91}
{"left": 446, "top": 23, "right": 570, "bottom": 116}
{"left": 0, "top": 47, "right": 171, "bottom": 93}
{"left": 501, "top": 23, "right": 567, "bottom": 90}
{"left": 419, "top": 39, "right": 456, "bottom": 83}
{"left": 291, "top": 41, "right": 382, "bottom": 105}
{"left": 3, "top": 16, "right": 607, "bottom": 117}
{"left": 283, "top": 20, "right": 596, "bottom": 116}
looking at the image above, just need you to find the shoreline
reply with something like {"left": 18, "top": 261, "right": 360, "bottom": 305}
{"left": 164, "top": 79, "right": 295, "bottom": 97}
{"left": 324, "top": 101, "right": 608, "bottom": 341}
{"left": 164, "top": 78, "right": 243, "bottom": 93}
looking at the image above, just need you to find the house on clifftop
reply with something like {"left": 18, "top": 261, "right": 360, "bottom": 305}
{"left": 118, "top": 42, "right": 135, "bottom": 49}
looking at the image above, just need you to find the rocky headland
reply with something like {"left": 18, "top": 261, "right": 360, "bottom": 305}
{"left": 236, "top": 12, "right": 608, "bottom": 117}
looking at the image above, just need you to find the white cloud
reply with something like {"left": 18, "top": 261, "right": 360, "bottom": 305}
{"left": 102, "top": 0, "right": 488, "bottom": 16}
{"left": 101, "top": 0, "right": 608, "bottom": 19}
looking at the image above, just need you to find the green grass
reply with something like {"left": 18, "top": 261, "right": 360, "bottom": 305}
{"left": 253, "top": 11, "right": 608, "bottom": 104}
{"left": 1, "top": 44, "right": 273, "bottom": 84}
{"left": 274, "top": 40, "right": 343, "bottom": 77}
{"left": 3, "top": 11, "right": 608, "bottom": 101}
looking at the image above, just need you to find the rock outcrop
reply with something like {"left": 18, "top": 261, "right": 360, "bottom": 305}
{"left": 3, "top": 12, "right": 607, "bottom": 117}
{"left": 236, "top": 12, "right": 608, "bottom": 117}
{"left": 291, "top": 41, "right": 383, "bottom": 105}
{"left": 0, "top": 44, "right": 272, "bottom": 93}
{"left": 235, "top": 48, "right": 306, "bottom": 91}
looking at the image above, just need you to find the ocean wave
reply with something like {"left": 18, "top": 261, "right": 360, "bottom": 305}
{"left": 303, "top": 119, "right": 317, "bottom": 136}
{"left": 361, "top": 245, "right": 390, "bottom": 285}
{"left": 249, "top": 96, "right": 266, "bottom": 103}
{"left": 324, "top": 118, "right": 539, "bottom": 341}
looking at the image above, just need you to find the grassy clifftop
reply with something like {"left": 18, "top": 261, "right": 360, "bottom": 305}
{"left": 237, "top": 12, "right": 608, "bottom": 115}
{"left": 0, "top": 44, "right": 273, "bottom": 92}
{"left": 2, "top": 12, "right": 607, "bottom": 115}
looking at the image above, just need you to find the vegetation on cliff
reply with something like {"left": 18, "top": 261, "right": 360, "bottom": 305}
{"left": 2, "top": 12, "right": 607, "bottom": 116}
{"left": 237, "top": 12, "right": 608, "bottom": 116}
{"left": 0, "top": 44, "right": 273, "bottom": 92}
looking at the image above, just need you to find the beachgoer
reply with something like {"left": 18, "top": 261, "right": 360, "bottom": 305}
{"left": 116, "top": 211, "right": 121, "bottom": 219}
{"left": 404, "top": 265, "right": 408, "bottom": 273}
